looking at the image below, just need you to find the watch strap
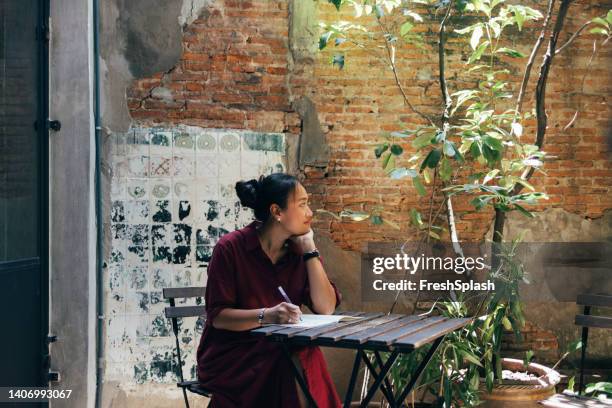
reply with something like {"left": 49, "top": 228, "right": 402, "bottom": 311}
{"left": 303, "top": 249, "right": 320, "bottom": 262}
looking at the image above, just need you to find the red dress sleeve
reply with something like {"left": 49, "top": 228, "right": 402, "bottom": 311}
{"left": 204, "top": 242, "right": 237, "bottom": 327}
{"left": 302, "top": 254, "right": 342, "bottom": 313}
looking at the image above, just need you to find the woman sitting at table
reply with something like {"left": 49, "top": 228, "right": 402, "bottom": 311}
{"left": 196, "top": 172, "right": 343, "bottom": 408}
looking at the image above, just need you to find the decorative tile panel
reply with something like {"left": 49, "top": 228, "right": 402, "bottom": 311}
{"left": 104, "top": 125, "right": 285, "bottom": 384}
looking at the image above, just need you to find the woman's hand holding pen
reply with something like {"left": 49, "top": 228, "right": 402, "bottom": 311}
{"left": 264, "top": 302, "right": 302, "bottom": 324}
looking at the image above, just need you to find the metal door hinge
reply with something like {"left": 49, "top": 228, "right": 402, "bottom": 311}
{"left": 35, "top": 119, "right": 61, "bottom": 132}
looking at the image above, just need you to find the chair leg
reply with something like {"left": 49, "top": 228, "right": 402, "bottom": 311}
{"left": 182, "top": 387, "right": 190, "bottom": 408}
{"left": 579, "top": 305, "right": 591, "bottom": 396}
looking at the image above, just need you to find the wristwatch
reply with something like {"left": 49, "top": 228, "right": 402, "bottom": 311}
{"left": 303, "top": 248, "right": 320, "bottom": 262}
{"left": 257, "top": 308, "right": 266, "bottom": 325}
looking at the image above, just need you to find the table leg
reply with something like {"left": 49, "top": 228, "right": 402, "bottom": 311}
{"left": 343, "top": 348, "right": 363, "bottom": 408}
{"left": 281, "top": 342, "right": 319, "bottom": 408}
{"left": 393, "top": 336, "right": 445, "bottom": 406}
{"left": 360, "top": 349, "right": 400, "bottom": 408}
{"left": 362, "top": 351, "right": 397, "bottom": 407}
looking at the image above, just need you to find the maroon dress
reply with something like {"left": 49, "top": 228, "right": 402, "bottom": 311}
{"left": 196, "top": 220, "right": 343, "bottom": 408}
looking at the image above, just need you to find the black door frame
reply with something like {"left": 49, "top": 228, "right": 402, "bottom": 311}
{"left": 36, "top": 0, "right": 50, "bottom": 388}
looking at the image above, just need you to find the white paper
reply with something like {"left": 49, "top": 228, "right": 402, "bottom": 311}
{"left": 268, "top": 314, "right": 362, "bottom": 328}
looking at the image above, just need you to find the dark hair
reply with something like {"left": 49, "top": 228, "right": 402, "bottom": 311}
{"left": 235, "top": 173, "right": 299, "bottom": 222}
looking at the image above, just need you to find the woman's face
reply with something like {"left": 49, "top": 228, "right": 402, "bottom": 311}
{"left": 279, "top": 183, "right": 313, "bottom": 236}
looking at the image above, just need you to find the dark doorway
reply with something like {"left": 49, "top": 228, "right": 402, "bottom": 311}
{"left": 0, "top": 0, "right": 50, "bottom": 400}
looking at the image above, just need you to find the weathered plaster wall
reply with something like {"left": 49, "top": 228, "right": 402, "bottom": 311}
{"left": 484, "top": 208, "right": 612, "bottom": 364}
{"left": 49, "top": 0, "right": 97, "bottom": 406}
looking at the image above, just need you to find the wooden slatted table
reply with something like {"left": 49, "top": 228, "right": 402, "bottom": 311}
{"left": 250, "top": 311, "right": 470, "bottom": 408}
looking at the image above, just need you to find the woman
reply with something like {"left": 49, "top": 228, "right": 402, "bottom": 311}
{"left": 196, "top": 173, "right": 343, "bottom": 408}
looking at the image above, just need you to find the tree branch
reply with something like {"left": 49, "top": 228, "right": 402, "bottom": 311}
{"left": 515, "top": 0, "right": 556, "bottom": 116}
{"left": 377, "top": 18, "right": 438, "bottom": 128}
{"left": 493, "top": 0, "right": 574, "bottom": 248}
{"left": 439, "top": 4, "right": 453, "bottom": 125}
{"left": 555, "top": 21, "right": 593, "bottom": 55}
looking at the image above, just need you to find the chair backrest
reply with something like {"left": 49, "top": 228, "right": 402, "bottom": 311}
{"left": 162, "top": 286, "right": 207, "bottom": 384}
{"left": 575, "top": 294, "right": 612, "bottom": 329}
{"left": 163, "top": 286, "right": 207, "bottom": 319}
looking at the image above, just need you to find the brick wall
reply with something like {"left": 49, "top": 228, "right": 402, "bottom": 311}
{"left": 127, "top": 0, "right": 300, "bottom": 134}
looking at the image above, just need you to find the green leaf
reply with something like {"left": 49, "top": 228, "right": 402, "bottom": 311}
{"left": 340, "top": 210, "right": 370, "bottom": 221}
{"left": 514, "top": 204, "right": 534, "bottom": 218}
{"left": 486, "top": 370, "right": 494, "bottom": 392}
{"left": 383, "top": 153, "right": 396, "bottom": 174}
{"left": 374, "top": 4, "right": 384, "bottom": 19}
{"left": 433, "top": 131, "right": 446, "bottom": 144}
{"left": 451, "top": 90, "right": 479, "bottom": 116}
{"left": 422, "top": 167, "right": 432, "bottom": 183}
{"left": 511, "top": 122, "right": 523, "bottom": 137}
{"left": 523, "top": 350, "right": 534, "bottom": 367}
{"left": 382, "top": 152, "right": 392, "bottom": 169}
{"left": 470, "top": 370, "right": 480, "bottom": 389}
{"left": 468, "top": 41, "right": 489, "bottom": 64}
{"left": 371, "top": 215, "right": 383, "bottom": 225}
{"left": 567, "top": 376, "right": 576, "bottom": 393}
{"left": 483, "top": 169, "right": 499, "bottom": 185}
{"left": 332, "top": 54, "right": 345, "bottom": 69}
{"left": 502, "top": 316, "right": 512, "bottom": 330}
{"left": 327, "top": 0, "right": 343, "bottom": 11}
{"left": 470, "top": 141, "right": 482, "bottom": 158}
{"left": 410, "top": 208, "right": 424, "bottom": 228}
{"left": 490, "top": 20, "right": 501, "bottom": 38}
{"left": 471, "top": 25, "right": 483, "bottom": 50}
{"left": 388, "top": 167, "right": 417, "bottom": 179}
{"left": 440, "top": 157, "right": 452, "bottom": 181}
{"left": 607, "top": 10, "right": 612, "bottom": 25}
{"left": 390, "top": 144, "right": 403, "bottom": 155}
{"left": 374, "top": 143, "right": 389, "bottom": 158}
{"left": 428, "top": 230, "right": 441, "bottom": 240}
{"left": 319, "top": 31, "right": 333, "bottom": 50}
{"left": 460, "top": 350, "right": 483, "bottom": 367}
{"left": 592, "top": 17, "right": 609, "bottom": 27}
{"left": 585, "top": 382, "right": 612, "bottom": 395}
{"left": 443, "top": 141, "right": 456, "bottom": 157}
{"left": 567, "top": 339, "right": 583, "bottom": 352}
{"left": 400, "top": 21, "right": 414, "bottom": 37}
{"left": 590, "top": 27, "right": 609, "bottom": 36}
{"left": 483, "top": 134, "right": 503, "bottom": 150}
{"left": 390, "top": 131, "right": 412, "bottom": 138}
{"left": 412, "top": 176, "right": 426, "bottom": 196}
{"left": 496, "top": 47, "right": 526, "bottom": 58}
{"left": 420, "top": 149, "right": 441, "bottom": 172}
{"left": 516, "top": 178, "right": 535, "bottom": 191}
{"left": 412, "top": 133, "right": 434, "bottom": 149}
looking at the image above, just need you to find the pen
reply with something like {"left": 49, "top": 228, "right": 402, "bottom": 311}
{"left": 277, "top": 286, "right": 303, "bottom": 321}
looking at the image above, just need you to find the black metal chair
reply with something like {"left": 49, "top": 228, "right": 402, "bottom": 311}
{"left": 539, "top": 293, "right": 612, "bottom": 407}
{"left": 163, "top": 286, "right": 211, "bottom": 408}
{"left": 575, "top": 293, "right": 612, "bottom": 395}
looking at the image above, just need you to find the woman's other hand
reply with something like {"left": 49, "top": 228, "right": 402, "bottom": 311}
{"left": 264, "top": 302, "right": 302, "bottom": 324}
{"left": 289, "top": 228, "right": 316, "bottom": 254}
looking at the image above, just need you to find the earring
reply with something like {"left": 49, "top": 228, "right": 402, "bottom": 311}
{"left": 277, "top": 218, "right": 280, "bottom": 222}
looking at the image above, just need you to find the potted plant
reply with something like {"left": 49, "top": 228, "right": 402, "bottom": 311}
{"left": 314, "top": 0, "right": 611, "bottom": 406}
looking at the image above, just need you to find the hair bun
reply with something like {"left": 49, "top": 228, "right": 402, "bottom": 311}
{"left": 235, "top": 178, "right": 259, "bottom": 210}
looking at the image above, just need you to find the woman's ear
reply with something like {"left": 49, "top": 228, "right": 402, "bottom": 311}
{"left": 270, "top": 204, "right": 282, "bottom": 220}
